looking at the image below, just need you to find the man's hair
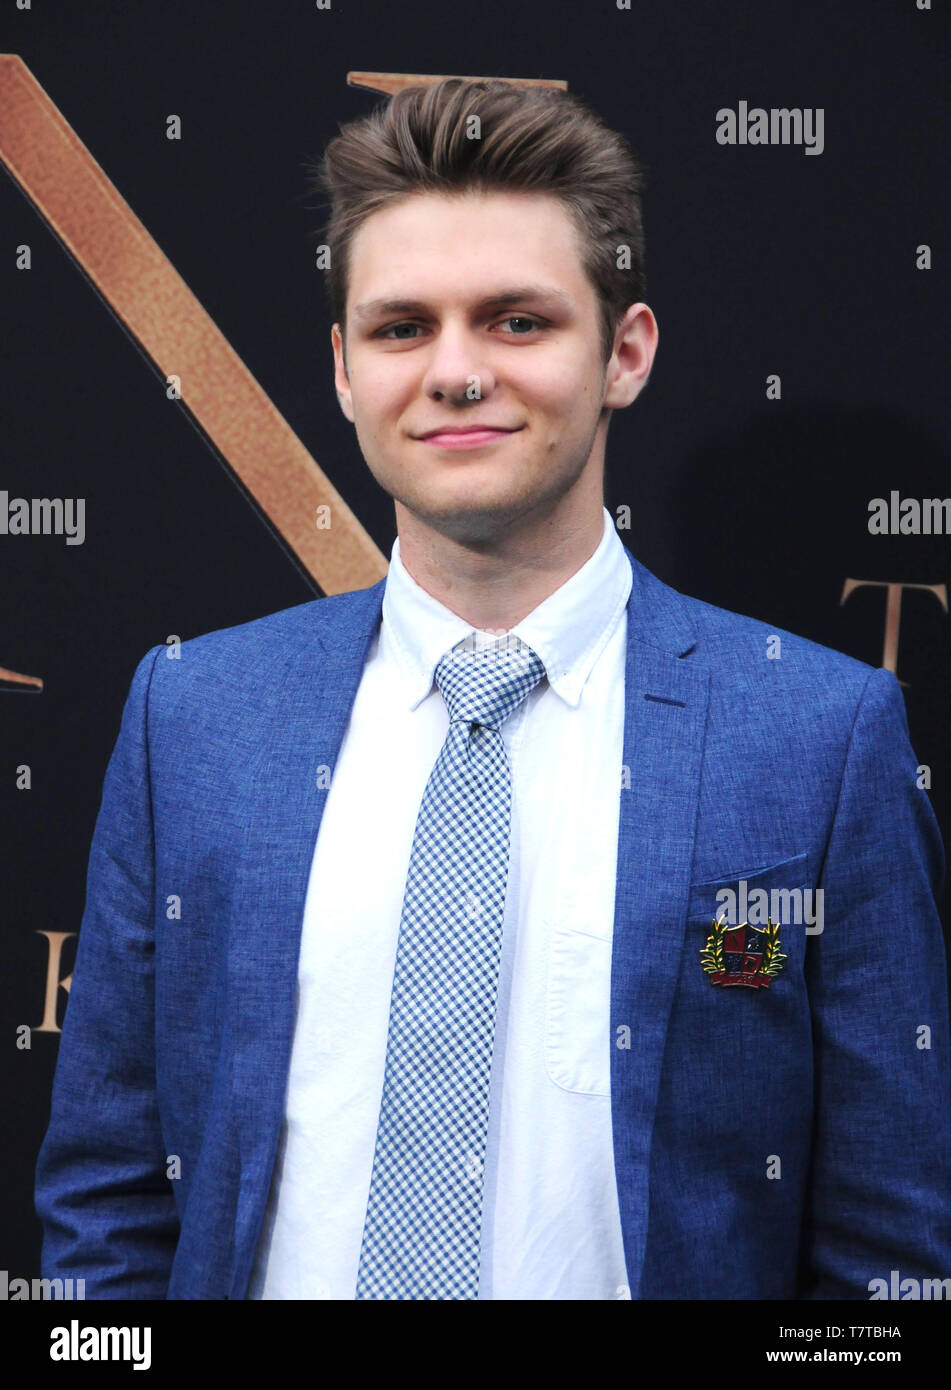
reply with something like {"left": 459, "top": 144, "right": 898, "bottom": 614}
{"left": 308, "top": 78, "right": 647, "bottom": 368}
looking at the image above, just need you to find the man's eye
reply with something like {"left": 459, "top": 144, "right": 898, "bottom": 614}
{"left": 498, "top": 315, "right": 542, "bottom": 334}
{"left": 377, "top": 315, "right": 544, "bottom": 340}
{"left": 378, "top": 323, "right": 422, "bottom": 340}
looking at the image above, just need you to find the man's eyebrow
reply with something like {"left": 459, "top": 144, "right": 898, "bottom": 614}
{"left": 350, "top": 285, "right": 574, "bottom": 324}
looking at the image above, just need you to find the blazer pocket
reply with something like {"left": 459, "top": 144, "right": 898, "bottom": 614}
{"left": 687, "top": 850, "right": 810, "bottom": 924}
{"left": 545, "top": 922, "right": 612, "bottom": 1098}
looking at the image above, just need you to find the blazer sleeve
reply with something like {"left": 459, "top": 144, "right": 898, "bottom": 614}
{"left": 34, "top": 645, "right": 180, "bottom": 1298}
{"left": 798, "top": 664, "right": 951, "bottom": 1298}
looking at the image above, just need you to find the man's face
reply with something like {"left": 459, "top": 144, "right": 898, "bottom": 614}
{"left": 332, "top": 189, "right": 642, "bottom": 548}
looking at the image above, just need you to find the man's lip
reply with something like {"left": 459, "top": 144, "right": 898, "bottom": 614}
{"left": 416, "top": 426, "right": 521, "bottom": 439}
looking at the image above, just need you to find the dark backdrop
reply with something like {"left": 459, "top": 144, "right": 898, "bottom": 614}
{"left": 2, "top": 0, "right": 948, "bottom": 1283}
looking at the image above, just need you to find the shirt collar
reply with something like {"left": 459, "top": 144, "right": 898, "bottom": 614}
{"left": 380, "top": 507, "right": 633, "bottom": 710}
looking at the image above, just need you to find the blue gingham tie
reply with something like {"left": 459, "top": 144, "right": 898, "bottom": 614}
{"left": 355, "top": 633, "right": 548, "bottom": 1300}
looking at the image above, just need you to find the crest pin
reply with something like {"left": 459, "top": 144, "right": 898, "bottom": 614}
{"left": 700, "top": 915, "right": 786, "bottom": 988}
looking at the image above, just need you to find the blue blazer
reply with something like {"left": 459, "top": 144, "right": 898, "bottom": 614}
{"left": 35, "top": 546, "right": 951, "bottom": 1299}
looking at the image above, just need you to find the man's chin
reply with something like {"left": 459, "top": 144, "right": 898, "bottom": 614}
{"left": 395, "top": 489, "right": 536, "bottom": 547}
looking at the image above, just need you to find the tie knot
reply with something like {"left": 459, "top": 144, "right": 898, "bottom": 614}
{"left": 434, "top": 635, "right": 547, "bottom": 730}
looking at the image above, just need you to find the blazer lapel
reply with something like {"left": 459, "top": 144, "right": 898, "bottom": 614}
{"left": 228, "top": 579, "right": 387, "bottom": 1297}
{"left": 611, "top": 548, "right": 709, "bottom": 1298}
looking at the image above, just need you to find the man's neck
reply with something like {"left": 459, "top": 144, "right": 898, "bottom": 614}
{"left": 395, "top": 505, "right": 605, "bottom": 632}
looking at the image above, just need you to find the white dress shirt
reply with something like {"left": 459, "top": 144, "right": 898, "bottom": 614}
{"left": 249, "top": 506, "right": 632, "bottom": 1299}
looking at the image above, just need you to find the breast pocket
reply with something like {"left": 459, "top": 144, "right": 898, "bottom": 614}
{"left": 687, "top": 851, "right": 810, "bottom": 919}
{"left": 686, "top": 850, "right": 814, "bottom": 980}
{"left": 545, "top": 921, "right": 613, "bottom": 1097}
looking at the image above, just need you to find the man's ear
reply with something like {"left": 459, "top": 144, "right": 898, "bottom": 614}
{"left": 602, "top": 303, "right": 659, "bottom": 411}
{"left": 331, "top": 323, "right": 355, "bottom": 423}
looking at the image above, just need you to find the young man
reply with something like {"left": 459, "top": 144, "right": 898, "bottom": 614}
{"left": 35, "top": 78, "right": 951, "bottom": 1300}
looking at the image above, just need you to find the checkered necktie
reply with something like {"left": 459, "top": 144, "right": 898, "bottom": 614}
{"left": 355, "top": 634, "right": 548, "bottom": 1300}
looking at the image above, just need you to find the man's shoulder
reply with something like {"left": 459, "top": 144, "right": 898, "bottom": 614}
{"left": 628, "top": 547, "right": 877, "bottom": 695}
{"left": 681, "top": 587, "right": 876, "bottom": 681}
{"left": 136, "top": 583, "right": 385, "bottom": 715}
{"left": 165, "top": 583, "right": 384, "bottom": 664}
{"left": 661, "top": 584, "right": 908, "bottom": 789}
{"left": 658, "top": 579, "right": 892, "bottom": 735}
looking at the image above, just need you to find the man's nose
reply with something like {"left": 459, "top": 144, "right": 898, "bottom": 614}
{"left": 422, "top": 324, "right": 496, "bottom": 402}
